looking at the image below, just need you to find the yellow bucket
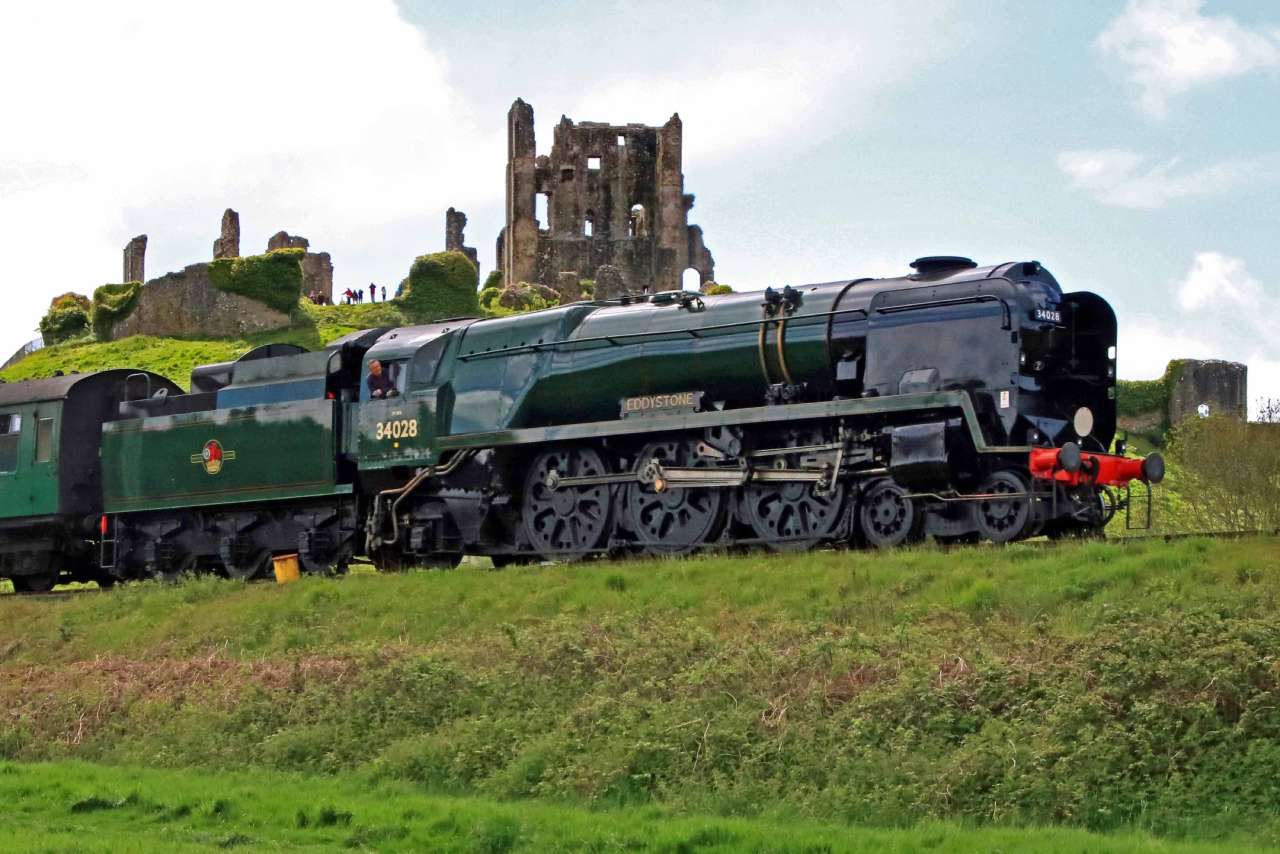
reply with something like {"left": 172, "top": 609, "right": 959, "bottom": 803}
{"left": 272, "top": 553, "right": 301, "bottom": 585}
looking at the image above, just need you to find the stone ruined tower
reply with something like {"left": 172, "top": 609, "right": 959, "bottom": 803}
{"left": 123, "top": 234, "right": 147, "bottom": 283}
{"left": 498, "top": 99, "right": 713, "bottom": 295}
{"left": 503, "top": 99, "right": 539, "bottom": 287}
{"left": 213, "top": 208, "right": 240, "bottom": 259}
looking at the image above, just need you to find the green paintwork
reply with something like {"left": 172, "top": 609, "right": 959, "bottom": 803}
{"left": 103, "top": 399, "right": 346, "bottom": 513}
{"left": 0, "top": 400, "right": 61, "bottom": 520}
{"left": 433, "top": 390, "right": 1029, "bottom": 457}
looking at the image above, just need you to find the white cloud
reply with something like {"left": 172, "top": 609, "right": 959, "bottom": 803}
{"left": 1056, "top": 148, "right": 1273, "bottom": 209}
{"left": 0, "top": 0, "right": 501, "bottom": 352}
{"left": 1120, "top": 251, "right": 1280, "bottom": 417}
{"left": 1098, "top": 0, "right": 1280, "bottom": 117}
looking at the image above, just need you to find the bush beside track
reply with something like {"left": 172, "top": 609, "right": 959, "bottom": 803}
{"left": 1, "top": 536, "right": 1278, "bottom": 848}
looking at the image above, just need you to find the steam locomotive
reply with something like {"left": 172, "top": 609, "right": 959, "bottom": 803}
{"left": 0, "top": 256, "right": 1162, "bottom": 591}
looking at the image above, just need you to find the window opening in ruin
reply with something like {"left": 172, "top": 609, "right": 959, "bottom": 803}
{"left": 587, "top": 156, "right": 601, "bottom": 171}
{"left": 616, "top": 135, "right": 625, "bottom": 147}
{"left": 629, "top": 204, "right": 647, "bottom": 238}
{"left": 536, "top": 193, "right": 550, "bottom": 232}
{"left": 584, "top": 211, "right": 594, "bottom": 238}
{"left": 682, "top": 268, "right": 702, "bottom": 292}
{"left": 561, "top": 168, "right": 574, "bottom": 182}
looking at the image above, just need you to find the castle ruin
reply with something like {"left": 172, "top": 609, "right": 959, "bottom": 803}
{"left": 497, "top": 98, "right": 714, "bottom": 298}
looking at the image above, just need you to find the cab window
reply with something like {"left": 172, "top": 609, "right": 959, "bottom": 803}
{"left": 362, "top": 359, "right": 406, "bottom": 401}
{"left": 35, "top": 418, "right": 54, "bottom": 463}
{"left": 0, "top": 413, "right": 20, "bottom": 473}
{"left": 410, "top": 337, "right": 450, "bottom": 390}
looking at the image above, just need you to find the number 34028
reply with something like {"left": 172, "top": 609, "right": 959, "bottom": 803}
{"left": 375, "top": 419, "right": 418, "bottom": 440}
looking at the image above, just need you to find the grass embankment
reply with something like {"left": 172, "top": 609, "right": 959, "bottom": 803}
{"left": 1, "top": 301, "right": 407, "bottom": 388}
{"left": 1, "top": 761, "right": 1253, "bottom": 854}
{"left": 2, "top": 537, "right": 1279, "bottom": 849}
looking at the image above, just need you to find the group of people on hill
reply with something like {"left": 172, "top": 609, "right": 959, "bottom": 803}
{"left": 340, "top": 284, "right": 386, "bottom": 305}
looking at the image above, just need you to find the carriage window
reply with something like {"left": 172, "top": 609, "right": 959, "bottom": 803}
{"left": 35, "top": 418, "right": 54, "bottom": 463}
{"left": 0, "top": 413, "right": 19, "bottom": 473}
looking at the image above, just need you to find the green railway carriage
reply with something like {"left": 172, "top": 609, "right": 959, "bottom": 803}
{"left": 0, "top": 370, "right": 179, "bottom": 591}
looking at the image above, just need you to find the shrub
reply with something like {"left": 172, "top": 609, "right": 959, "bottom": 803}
{"left": 207, "top": 249, "right": 304, "bottom": 314}
{"left": 91, "top": 282, "right": 142, "bottom": 340}
{"left": 39, "top": 293, "right": 91, "bottom": 344}
{"left": 705, "top": 284, "right": 733, "bottom": 295}
{"left": 483, "top": 270, "right": 503, "bottom": 291}
{"left": 578, "top": 279, "right": 595, "bottom": 298}
{"left": 1161, "top": 415, "right": 1280, "bottom": 531}
{"left": 398, "top": 251, "right": 480, "bottom": 322}
{"left": 478, "top": 287, "right": 502, "bottom": 311}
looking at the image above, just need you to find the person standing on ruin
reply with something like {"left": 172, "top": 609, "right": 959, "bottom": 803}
{"left": 368, "top": 282, "right": 377, "bottom": 303}
{"left": 381, "top": 285, "right": 387, "bottom": 302}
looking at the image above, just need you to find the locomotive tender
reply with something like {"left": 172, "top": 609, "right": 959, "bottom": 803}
{"left": 0, "top": 256, "right": 1163, "bottom": 590}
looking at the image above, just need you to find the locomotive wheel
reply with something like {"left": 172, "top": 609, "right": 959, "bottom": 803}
{"left": 974, "top": 471, "right": 1032, "bottom": 544}
{"left": 223, "top": 548, "right": 271, "bottom": 581}
{"left": 522, "top": 447, "right": 613, "bottom": 561}
{"left": 626, "top": 438, "right": 725, "bottom": 556}
{"left": 858, "top": 479, "right": 920, "bottom": 548}
{"left": 10, "top": 573, "right": 56, "bottom": 594}
{"left": 742, "top": 429, "right": 845, "bottom": 551}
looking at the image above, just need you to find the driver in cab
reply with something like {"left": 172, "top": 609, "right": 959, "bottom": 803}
{"left": 366, "top": 359, "right": 398, "bottom": 399}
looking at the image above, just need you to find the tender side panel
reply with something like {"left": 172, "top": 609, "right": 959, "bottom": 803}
{"left": 103, "top": 399, "right": 344, "bottom": 513}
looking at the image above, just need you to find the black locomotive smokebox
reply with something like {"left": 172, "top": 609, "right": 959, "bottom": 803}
{"left": 889, "top": 421, "right": 950, "bottom": 488}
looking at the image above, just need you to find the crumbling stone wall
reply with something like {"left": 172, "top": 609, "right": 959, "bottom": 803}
{"left": 445, "top": 208, "right": 478, "bottom": 269}
{"left": 212, "top": 209, "right": 240, "bottom": 259}
{"left": 1169, "top": 359, "right": 1248, "bottom": 422}
{"left": 106, "top": 263, "right": 291, "bottom": 340}
{"left": 266, "top": 231, "right": 332, "bottom": 299}
{"left": 498, "top": 98, "right": 714, "bottom": 296}
{"left": 123, "top": 235, "right": 147, "bottom": 283}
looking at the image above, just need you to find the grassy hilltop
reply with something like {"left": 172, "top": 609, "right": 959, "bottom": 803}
{"left": 2, "top": 536, "right": 1279, "bottom": 850}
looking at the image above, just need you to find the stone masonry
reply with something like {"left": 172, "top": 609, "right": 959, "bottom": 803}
{"left": 445, "top": 207, "right": 478, "bottom": 269}
{"left": 123, "top": 235, "right": 147, "bottom": 283}
{"left": 265, "top": 231, "right": 333, "bottom": 299}
{"left": 212, "top": 208, "right": 240, "bottom": 259}
{"left": 108, "top": 263, "right": 291, "bottom": 340}
{"left": 498, "top": 98, "right": 714, "bottom": 295}
{"left": 1169, "top": 360, "right": 1248, "bottom": 422}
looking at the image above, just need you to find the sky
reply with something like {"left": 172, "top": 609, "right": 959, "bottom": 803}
{"left": 0, "top": 0, "right": 1276, "bottom": 414}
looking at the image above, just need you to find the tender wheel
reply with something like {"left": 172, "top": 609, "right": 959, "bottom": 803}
{"left": 222, "top": 547, "right": 270, "bottom": 581}
{"left": 858, "top": 479, "right": 919, "bottom": 548}
{"left": 522, "top": 447, "right": 613, "bottom": 561}
{"left": 742, "top": 428, "right": 845, "bottom": 551}
{"left": 975, "top": 470, "right": 1032, "bottom": 543}
{"left": 10, "top": 573, "right": 57, "bottom": 594}
{"left": 626, "top": 438, "right": 725, "bottom": 556}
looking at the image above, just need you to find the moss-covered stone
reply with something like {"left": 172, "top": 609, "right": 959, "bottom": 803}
{"left": 91, "top": 282, "right": 142, "bottom": 340}
{"left": 705, "top": 283, "right": 733, "bottom": 295}
{"left": 39, "top": 293, "right": 92, "bottom": 344}
{"left": 397, "top": 251, "right": 480, "bottom": 323}
{"left": 482, "top": 269, "right": 503, "bottom": 291}
{"left": 207, "top": 248, "right": 305, "bottom": 314}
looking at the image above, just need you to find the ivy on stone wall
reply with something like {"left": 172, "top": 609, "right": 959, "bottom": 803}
{"left": 398, "top": 251, "right": 480, "bottom": 322}
{"left": 39, "top": 292, "right": 92, "bottom": 344}
{"left": 91, "top": 282, "right": 142, "bottom": 340}
{"left": 207, "top": 248, "right": 305, "bottom": 314}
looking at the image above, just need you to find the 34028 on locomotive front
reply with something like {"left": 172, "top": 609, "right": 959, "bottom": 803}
{"left": 0, "top": 255, "right": 1166, "bottom": 590}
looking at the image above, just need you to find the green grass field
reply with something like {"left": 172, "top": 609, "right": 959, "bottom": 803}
{"left": 2, "top": 760, "right": 1261, "bottom": 853}
{"left": 2, "top": 537, "right": 1279, "bottom": 850}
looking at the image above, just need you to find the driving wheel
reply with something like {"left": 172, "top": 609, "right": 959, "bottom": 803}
{"left": 626, "top": 438, "right": 726, "bottom": 555}
{"left": 522, "top": 447, "right": 613, "bottom": 561}
{"left": 858, "top": 479, "right": 919, "bottom": 548}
